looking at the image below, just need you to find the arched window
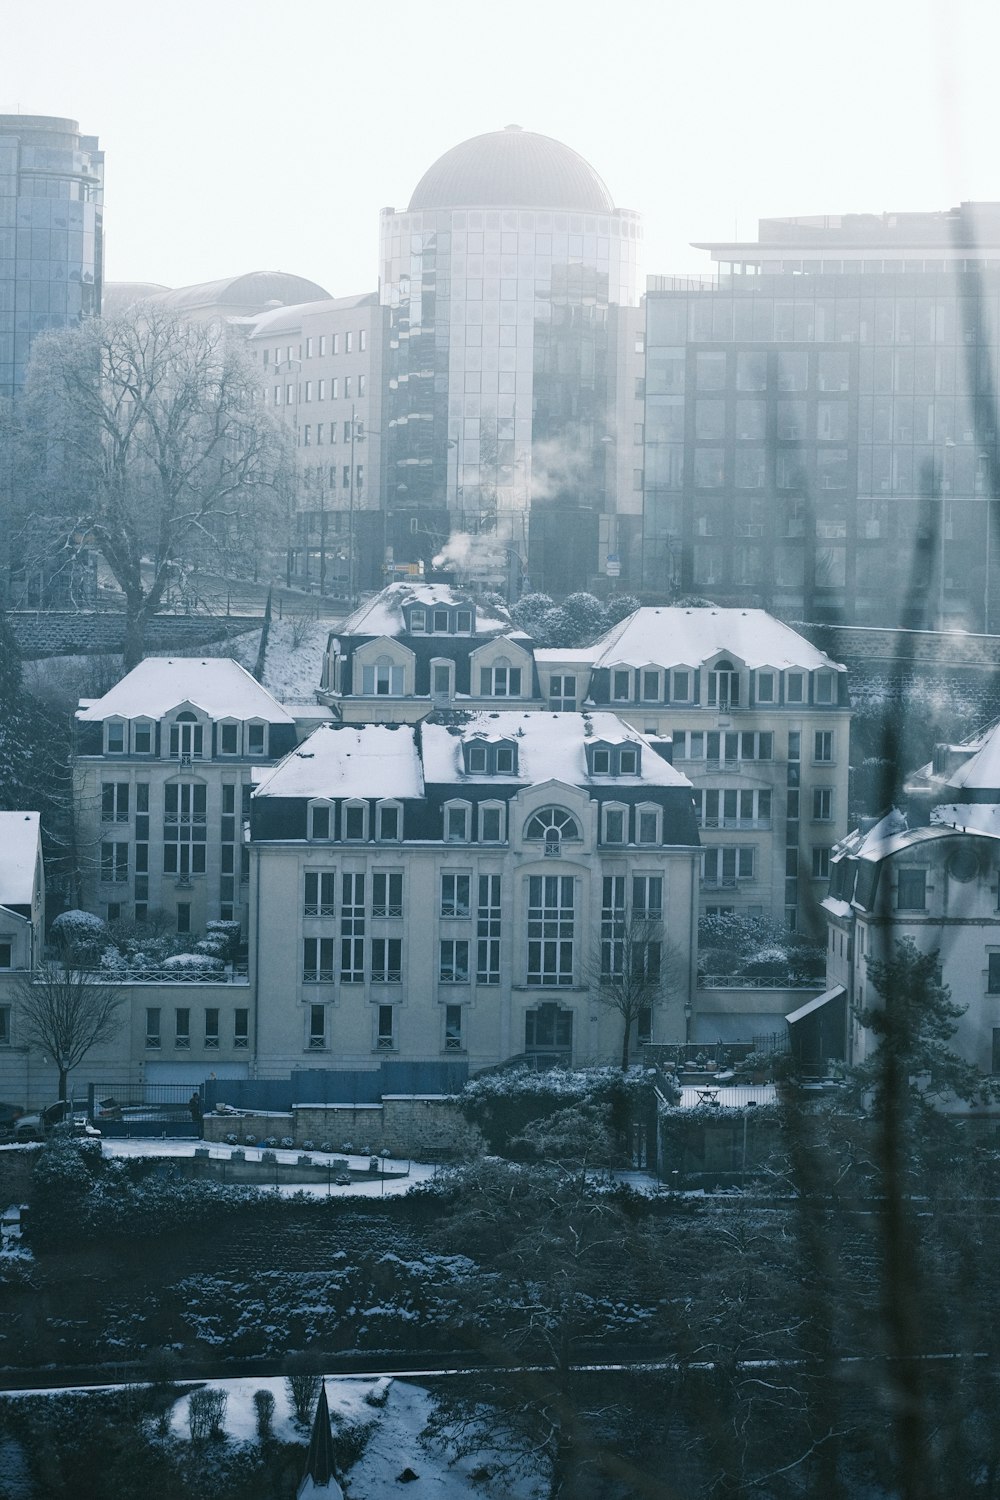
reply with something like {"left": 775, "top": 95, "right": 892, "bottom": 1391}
{"left": 169, "top": 711, "right": 204, "bottom": 762}
{"left": 525, "top": 807, "right": 580, "bottom": 855}
{"left": 708, "top": 659, "right": 740, "bottom": 708}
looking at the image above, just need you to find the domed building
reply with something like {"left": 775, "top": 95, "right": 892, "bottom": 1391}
{"left": 379, "top": 126, "right": 643, "bottom": 594}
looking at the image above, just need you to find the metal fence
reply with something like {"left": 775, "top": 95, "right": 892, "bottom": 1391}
{"left": 87, "top": 1082, "right": 202, "bottom": 1137}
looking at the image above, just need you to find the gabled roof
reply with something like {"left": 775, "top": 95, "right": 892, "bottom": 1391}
{"left": 944, "top": 720, "right": 1000, "bottom": 791}
{"left": 587, "top": 608, "right": 845, "bottom": 673}
{"left": 0, "top": 813, "right": 40, "bottom": 908}
{"left": 420, "top": 711, "right": 691, "bottom": 789}
{"left": 254, "top": 724, "right": 424, "bottom": 801}
{"left": 336, "top": 583, "right": 514, "bottom": 640}
{"left": 76, "top": 659, "right": 295, "bottom": 725}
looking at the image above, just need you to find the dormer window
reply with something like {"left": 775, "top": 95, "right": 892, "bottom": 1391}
{"left": 708, "top": 661, "right": 740, "bottom": 709}
{"left": 169, "top": 713, "right": 204, "bottom": 762}
{"left": 106, "top": 720, "right": 125, "bottom": 754}
{"left": 219, "top": 722, "right": 239, "bottom": 755}
{"left": 525, "top": 807, "right": 580, "bottom": 853}
{"left": 671, "top": 670, "right": 691, "bottom": 702}
{"left": 640, "top": 669, "right": 660, "bottom": 702}
{"left": 342, "top": 801, "right": 367, "bottom": 840}
{"left": 309, "top": 802, "right": 332, "bottom": 839}
{"left": 456, "top": 609, "right": 473, "bottom": 633}
{"left": 133, "top": 721, "right": 153, "bottom": 754}
{"left": 612, "top": 669, "right": 631, "bottom": 702}
{"left": 434, "top": 608, "right": 450, "bottom": 632}
{"left": 589, "top": 743, "right": 639, "bottom": 776}
{"left": 481, "top": 659, "right": 521, "bottom": 697}
{"left": 786, "top": 672, "right": 804, "bottom": 704}
{"left": 445, "top": 802, "right": 471, "bottom": 842}
{"left": 494, "top": 743, "right": 515, "bottom": 774}
{"left": 409, "top": 607, "right": 426, "bottom": 633}
{"left": 467, "top": 741, "right": 488, "bottom": 773}
{"left": 362, "top": 657, "right": 404, "bottom": 695}
{"left": 619, "top": 747, "right": 638, "bottom": 775}
{"left": 593, "top": 748, "right": 611, "bottom": 774}
{"left": 479, "top": 802, "right": 505, "bottom": 842}
{"left": 815, "top": 672, "right": 835, "bottom": 705}
{"left": 756, "top": 671, "right": 775, "bottom": 704}
{"left": 247, "top": 722, "right": 266, "bottom": 756}
{"left": 376, "top": 801, "right": 401, "bottom": 840}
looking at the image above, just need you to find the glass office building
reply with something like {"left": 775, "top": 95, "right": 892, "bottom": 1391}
{"left": 642, "top": 204, "right": 1000, "bottom": 629}
{"left": 0, "top": 115, "right": 104, "bottom": 399}
{"left": 379, "top": 126, "right": 641, "bottom": 593}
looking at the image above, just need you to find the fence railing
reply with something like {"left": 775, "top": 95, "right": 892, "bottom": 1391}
{"left": 698, "top": 974, "right": 819, "bottom": 990}
{"left": 79, "top": 965, "right": 249, "bottom": 985}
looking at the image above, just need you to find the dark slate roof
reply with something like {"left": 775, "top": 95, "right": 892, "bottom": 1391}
{"left": 408, "top": 126, "right": 614, "bottom": 213}
{"left": 302, "top": 1381, "right": 337, "bottom": 1487}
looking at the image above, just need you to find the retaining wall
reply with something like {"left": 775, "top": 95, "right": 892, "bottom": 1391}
{"left": 9, "top": 612, "right": 261, "bottom": 659}
{"left": 203, "top": 1095, "right": 481, "bottom": 1161}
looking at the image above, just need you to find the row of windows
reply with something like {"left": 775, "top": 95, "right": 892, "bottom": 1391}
{"left": 303, "top": 1001, "right": 465, "bottom": 1054}
{"left": 606, "top": 663, "right": 839, "bottom": 710}
{"left": 672, "top": 729, "right": 835, "bottom": 763}
{"left": 262, "top": 331, "right": 366, "bottom": 365}
{"left": 271, "top": 374, "right": 367, "bottom": 406}
{"left": 302, "top": 799, "right": 667, "bottom": 848}
{"left": 104, "top": 717, "right": 269, "bottom": 759}
{"left": 692, "top": 787, "right": 834, "bottom": 826}
{"left": 144, "top": 1006, "right": 247, "bottom": 1050}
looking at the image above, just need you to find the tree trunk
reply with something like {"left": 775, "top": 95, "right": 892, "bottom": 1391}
{"left": 57, "top": 1066, "right": 68, "bottom": 1102}
{"left": 621, "top": 1017, "right": 632, "bottom": 1071}
{"left": 122, "top": 603, "right": 147, "bottom": 672}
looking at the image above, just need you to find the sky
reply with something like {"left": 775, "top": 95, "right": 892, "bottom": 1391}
{"left": 2, "top": 0, "right": 998, "bottom": 298}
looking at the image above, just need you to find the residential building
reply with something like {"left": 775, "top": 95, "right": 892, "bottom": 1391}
{"left": 642, "top": 203, "right": 1000, "bottom": 629}
{"left": 380, "top": 125, "right": 643, "bottom": 593}
{"left": 821, "top": 718, "right": 1000, "bottom": 1077}
{"left": 0, "top": 812, "right": 45, "bottom": 1102}
{"left": 246, "top": 294, "right": 388, "bottom": 595}
{"left": 73, "top": 659, "right": 307, "bottom": 934}
{"left": 249, "top": 712, "right": 700, "bottom": 1075}
{"left": 318, "top": 582, "right": 543, "bottom": 722}
{"left": 0, "top": 114, "right": 104, "bottom": 399}
{"left": 536, "top": 607, "right": 850, "bottom": 933}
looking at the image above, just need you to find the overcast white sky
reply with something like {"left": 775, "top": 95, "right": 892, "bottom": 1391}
{"left": 2, "top": 0, "right": 997, "bottom": 296}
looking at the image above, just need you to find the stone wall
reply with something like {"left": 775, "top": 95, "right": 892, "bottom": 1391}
{"left": 9, "top": 612, "right": 261, "bottom": 659}
{"left": 203, "top": 1096, "right": 482, "bottom": 1161}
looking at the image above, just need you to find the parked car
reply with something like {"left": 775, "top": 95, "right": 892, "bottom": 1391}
{"left": 0, "top": 1103, "right": 26, "bottom": 1141}
{"left": 13, "top": 1102, "right": 101, "bottom": 1142}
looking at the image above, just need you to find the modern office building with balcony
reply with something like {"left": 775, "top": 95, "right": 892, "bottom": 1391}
{"left": 379, "top": 125, "right": 643, "bottom": 594}
{"left": 0, "top": 114, "right": 103, "bottom": 398}
{"left": 642, "top": 203, "right": 1000, "bottom": 628}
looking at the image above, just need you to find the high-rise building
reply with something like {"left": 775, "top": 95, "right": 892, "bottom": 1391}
{"left": 0, "top": 115, "right": 104, "bottom": 398}
{"left": 642, "top": 204, "right": 1000, "bottom": 629}
{"left": 379, "top": 125, "right": 642, "bottom": 594}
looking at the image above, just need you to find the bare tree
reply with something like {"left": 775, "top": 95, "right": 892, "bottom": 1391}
{"left": 592, "top": 897, "right": 684, "bottom": 1069}
{"left": 15, "top": 961, "right": 123, "bottom": 1100}
{"left": 14, "top": 307, "right": 292, "bottom": 667}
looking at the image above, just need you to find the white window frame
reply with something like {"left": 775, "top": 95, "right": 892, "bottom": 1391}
{"left": 376, "top": 1004, "right": 395, "bottom": 1051}
{"left": 786, "top": 671, "right": 805, "bottom": 704}
{"left": 602, "top": 802, "right": 628, "bottom": 845}
{"left": 640, "top": 668, "right": 661, "bottom": 703}
{"left": 376, "top": 800, "right": 402, "bottom": 841}
{"left": 479, "top": 801, "right": 505, "bottom": 842}
{"left": 812, "top": 787, "right": 834, "bottom": 822}
{"left": 635, "top": 803, "right": 662, "bottom": 846}
{"left": 815, "top": 671, "right": 836, "bottom": 705}
{"left": 246, "top": 720, "right": 267, "bottom": 757}
{"left": 549, "top": 674, "right": 577, "bottom": 711}
{"left": 670, "top": 669, "right": 692, "bottom": 703}
{"left": 591, "top": 746, "right": 612, "bottom": 774}
{"left": 341, "top": 800, "right": 368, "bottom": 841}
{"left": 409, "top": 607, "right": 426, "bottom": 633}
{"left": 308, "top": 800, "right": 334, "bottom": 840}
{"left": 105, "top": 719, "right": 126, "bottom": 754}
{"left": 444, "top": 800, "right": 471, "bottom": 842}
{"left": 756, "top": 671, "right": 775, "bottom": 704}
{"left": 430, "top": 657, "right": 454, "bottom": 698}
{"left": 218, "top": 719, "right": 240, "bottom": 756}
{"left": 308, "top": 1002, "right": 329, "bottom": 1050}
{"left": 444, "top": 1003, "right": 464, "bottom": 1051}
{"left": 132, "top": 719, "right": 154, "bottom": 754}
{"left": 439, "top": 938, "right": 471, "bottom": 983}
{"left": 813, "top": 730, "right": 835, "bottom": 764}
{"left": 611, "top": 667, "right": 631, "bottom": 702}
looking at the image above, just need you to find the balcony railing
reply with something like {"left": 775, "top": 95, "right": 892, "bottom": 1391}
{"left": 77, "top": 965, "right": 249, "bottom": 985}
{"left": 698, "top": 817, "right": 772, "bottom": 831}
{"left": 698, "top": 974, "right": 817, "bottom": 989}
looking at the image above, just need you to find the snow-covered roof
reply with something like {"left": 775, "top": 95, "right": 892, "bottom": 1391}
{"left": 76, "top": 659, "right": 295, "bottom": 725}
{"left": 254, "top": 724, "right": 424, "bottom": 800}
{"left": 945, "top": 720, "right": 1000, "bottom": 790}
{"left": 931, "top": 803, "right": 1000, "bottom": 837}
{"left": 587, "top": 608, "right": 845, "bottom": 673}
{"left": 533, "top": 646, "right": 602, "bottom": 665}
{"left": 0, "top": 813, "right": 40, "bottom": 908}
{"left": 421, "top": 711, "right": 691, "bottom": 788}
{"left": 337, "top": 583, "right": 513, "bottom": 640}
{"left": 854, "top": 823, "right": 970, "bottom": 864}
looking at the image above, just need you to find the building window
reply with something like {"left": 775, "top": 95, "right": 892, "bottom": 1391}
{"left": 636, "top": 807, "right": 661, "bottom": 845}
{"left": 527, "top": 874, "right": 574, "bottom": 985}
{"left": 234, "top": 1008, "right": 249, "bottom": 1049}
{"left": 477, "top": 875, "right": 501, "bottom": 983}
{"left": 670, "top": 671, "right": 691, "bottom": 702}
{"left": 611, "top": 669, "right": 631, "bottom": 701}
{"left": 444, "top": 1004, "right": 464, "bottom": 1051}
{"left": 787, "top": 673, "right": 804, "bottom": 704}
{"left": 0, "top": 942, "right": 11, "bottom": 970}
{"left": 897, "top": 869, "right": 927, "bottom": 911}
{"left": 146, "top": 1007, "right": 162, "bottom": 1049}
{"left": 525, "top": 1002, "right": 573, "bottom": 1055}
{"left": 467, "top": 741, "right": 488, "bottom": 773}
{"left": 640, "top": 670, "right": 660, "bottom": 702}
{"left": 440, "top": 939, "right": 470, "bottom": 983}
{"left": 441, "top": 873, "right": 471, "bottom": 918}
{"left": 525, "top": 807, "right": 580, "bottom": 853}
{"left": 756, "top": 672, "right": 775, "bottom": 703}
{"left": 309, "top": 803, "right": 332, "bottom": 839}
{"left": 341, "top": 873, "right": 365, "bottom": 980}
{"left": 304, "top": 871, "right": 336, "bottom": 917}
{"left": 445, "top": 803, "right": 470, "bottom": 842}
{"left": 169, "top": 713, "right": 204, "bottom": 762}
{"left": 603, "top": 805, "right": 626, "bottom": 844}
{"left": 619, "top": 747, "right": 638, "bottom": 775}
{"left": 134, "top": 722, "right": 153, "bottom": 754}
{"left": 342, "top": 802, "right": 367, "bottom": 840}
{"left": 480, "top": 804, "right": 504, "bottom": 842}
{"left": 703, "top": 848, "right": 755, "bottom": 886}
{"left": 376, "top": 1005, "right": 395, "bottom": 1050}
{"left": 309, "top": 1004, "right": 328, "bottom": 1050}
{"left": 303, "top": 936, "right": 335, "bottom": 982}
{"left": 102, "top": 782, "right": 130, "bottom": 822}
{"left": 200, "top": 1008, "right": 218, "bottom": 1050}
{"left": 372, "top": 871, "right": 403, "bottom": 917}
{"left": 163, "top": 782, "right": 207, "bottom": 877}
{"left": 359, "top": 329, "right": 367, "bottom": 352}
{"left": 100, "top": 841, "right": 128, "bottom": 883}
{"left": 549, "top": 674, "right": 576, "bottom": 711}
{"left": 371, "top": 937, "right": 402, "bottom": 982}
{"left": 815, "top": 672, "right": 836, "bottom": 704}
{"left": 431, "top": 660, "right": 453, "bottom": 697}
{"left": 592, "top": 747, "right": 611, "bottom": 774}
{"left": 812, "top": 788, "right": 833, "bottom": 821}
{"left": 247, "top": 723, "right": 266, "bottom": 756}
{"left": 0, "top": 1004, "right": 9, "bottom": 1045}
{"left": 814, "top": 731, "right": 834, "bottom": 764}
{"left": 174, "top": 1007, "right": 190, "bottom": 1050}
{"left": 708, "top": 661, "right": 740, "bottom": 709}
{"left": 376, "top": 802, "right": 401, "bottom": 840}
{"left": 409, "top": 608, "right": 426, "bottom": 633}
{"left": 345, "top": 331, "right": 353, "bottom": 354}
{"left": 219, "top": 723, "right": 238, "bottom": 755}
{"left": 811, "top": 847, "right": 831, "bottom": 880}
{"left": 362, "top": 658, "right": 404, "bottom": 695}
{"left": 176, "top": 902, "right": 191, "bottom": 934}
{"left": 480, "top": 662, "right": 522, "bottom": 696}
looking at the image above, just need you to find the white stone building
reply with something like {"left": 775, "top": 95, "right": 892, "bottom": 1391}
{"left": 249, "top": 712, "right": 700, "bottom": 1075}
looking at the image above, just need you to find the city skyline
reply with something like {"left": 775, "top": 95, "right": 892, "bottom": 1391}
{"left": 2, "top": 0, "right": 996, "bottom": 297}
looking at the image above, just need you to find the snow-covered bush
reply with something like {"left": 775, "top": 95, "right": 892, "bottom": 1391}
{"left": 224, "top": 1133, "right": 238, "bottom": 1146}
{"left": 280, "top": 1136, "right": 294, "bottom": 1149}
{"left": 162, "top": 953, "right": 225, "bottom": 973}
{"left": 244, "top": 1134, "right": 257, "bottom": 1146}
{"left": 188, "top": 1387, "right": 227, "bottom": 1442}
{"left": 205, "top": 919, "right": 241, "bottom": 961}
{"left": 252, "top": 1388, "right": 275, "bottom": 1441}
{"left": 319, "top": 1141, "right": 332, "bottom": 1153}
{"left": 50, "top": 909, "right": 108, "bottom": 962}
{"left": 302, "top": 1140, "right": 315, "bottom": 1152}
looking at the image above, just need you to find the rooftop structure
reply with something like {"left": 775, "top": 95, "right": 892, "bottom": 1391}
{"left": 76, "top": 658, "right": 296, "bottom": 726}
{"left": 408, "top": 125, "right": 615, "bottom": 213}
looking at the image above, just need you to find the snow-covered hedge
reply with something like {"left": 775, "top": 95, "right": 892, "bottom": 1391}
{"left": 459, "top": 1065, "right": 655, "bottom": 1161}
{"left": 162, "top": 953, "right": 225, "bottom": 973}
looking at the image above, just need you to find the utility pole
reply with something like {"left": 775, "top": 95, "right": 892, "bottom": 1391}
{"left": 348, "top": 404, "right": 357, "bottom": 606}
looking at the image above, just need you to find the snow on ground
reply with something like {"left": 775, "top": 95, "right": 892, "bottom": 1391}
{"left": 677, "top": 1084, "right": 777, "bottom": 1108}
{"left": 2, "top": 1376, "right": 546, "bottom": 1498}
{"left": 229, "top": 617, "right": 339, "bottom": 702}
{"left": 100, "top": 1138, "right": 441, "bottom": 1197}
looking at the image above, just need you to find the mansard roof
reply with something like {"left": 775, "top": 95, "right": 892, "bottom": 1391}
{"left": 76, "top": 658, "right": 295, "bottom": 725}
{"left": 254, "top": 723, "right": 424, "bottom": 801}
{"left": 588, "top": 608, "right": 845, "bottom": 673}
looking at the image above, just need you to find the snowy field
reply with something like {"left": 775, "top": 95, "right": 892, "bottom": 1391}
{"left": 100, "top": 1137, "right": 442, "bottom": 1197}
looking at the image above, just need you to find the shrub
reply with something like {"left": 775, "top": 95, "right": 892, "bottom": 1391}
{"left": 287, "top": 1373, "right": 321, "bottom": 1426}
{"left": 302, "top": 1140, "right": 315, "bottom": 1151}
{"left": 319, "top": 1142, "right": 332, "bottom": 1153}
{"left": 50, "top": 908, "right": 108, "bottom": 963}
{"left": 188, "top": 1387, "right": 227, "bottom": 1442}
{"left": 224, "top": 1133, "right": 238, "bottom": 1146}
{"left": 244, "top": 1134, "right": 257, "bottom": 1146}
{"left": 280, "top": 1136, "right": 294, "bottom": 1149}
{"left": 264, "top": 1137, "right": 278, "bottom": 1148}
{"left": 252, "top": 1388, "right": 275, "bottom": 1441}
